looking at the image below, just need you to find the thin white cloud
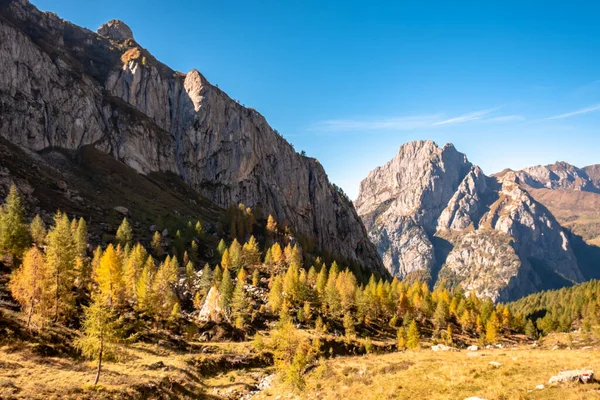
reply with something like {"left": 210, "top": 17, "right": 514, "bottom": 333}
{"left": 315, "top": 115, "right": 441, "bottom": 132}
{"left": 547, "top": 104, "right": 600, "bottom": 120}
{"left": 313, "top": 107, "right": 521, "bottom": 133}
{"left": 485, "top": 115, "right": 525, "bottom": 122}
{"left": 433, "top": 107, "right": 500, "bottom": 126}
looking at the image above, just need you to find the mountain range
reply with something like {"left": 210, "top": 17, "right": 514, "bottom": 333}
{"left": 1, "top": 0, "right": 599, "bottom": 302}
{"left": 356, "top": 140, "right": 600, "bottom": 301}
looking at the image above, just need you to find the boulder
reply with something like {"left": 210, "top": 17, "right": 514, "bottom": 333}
{"left": 149, "top": 225, "right": 158, "bottom": 233}
{"left": 114, "top": 206, "right": 129, "bottom": 216}
{"left": 548, "top": 370, "right": 594, "bottom": 384}
{"left": 162, "top": 229, "right": 169, "bottom": 237}
{"left": 467, "top": 345, "right": 479, "bottom": 351}
{"left": 431, "top": 344, "right": 456, "bottom": 352}
{"left": 489, "top": 362, "right": 501, "bottom": 368}
{"left": 535, "top": 384, "right": 544, "bottom": 390}
{"left": 198, "top": 287, "right": 223, "bottom": 322}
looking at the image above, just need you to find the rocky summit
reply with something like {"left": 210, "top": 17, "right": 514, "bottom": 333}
{"left": 0, "top": 0, "right": 385, "bottom": 276}
{"left": 356, "top": 140, "right": 596, "bottom": 301}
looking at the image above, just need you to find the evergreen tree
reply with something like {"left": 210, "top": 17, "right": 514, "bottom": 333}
{"left": 189, "top": 241, "right": 199, "bottom": 264}
{"left": 45, "top": 212, "right": 77, "bottom": 322}
{"left": 219, "top": 268, "right": 234, "bottom": 315}
{"left": 217, "top": 239, "right": 227, "bottom": 256}
{"left": 9, "top": 247, "right": 47, "bottom": 328}
{"left": 433, "top": 299, "right": 450, "bottom": 331}
{"left": 74, "top": 218, "right": 88, "bottom": 258}
{"left": 29, "top": 215, "right": 46, "bottom": 248}
{"left": 229, "top": 239, "right": 242, "bottom": 270}
{"left": 198, "top": 263, "right": 212, "bottom": 297}
{"left": 0, "top": 184, "right": 30, "bottom": 263}
{"left": 525, "top": 319, "right": 538, "bottom": 339}
{"left": 213, "top": 264, "right": 223, "bottom": 287}
{"left": 115, "top": 218, "right": 133, "bottom": 246}
{"left": 231, "top": 267, "right": 249, "bottom": 328}
{"left": 185, "top": 261, "right": 195, "bottom": 294}
{"left": 406, "top": 320, "right": 420, "bottom": 349}
{"left": 76, "top": 300, "right": 121, "bottom": 385}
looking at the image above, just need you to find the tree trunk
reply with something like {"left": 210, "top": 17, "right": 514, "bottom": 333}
{"left": 26, "top": 301, "right": 34, "bottom": 330}
{"left": 94, "top": 339, "right": 103, "bottom": 386}
{"left": 54, "top": 273, "right": 59, "bottom": 322}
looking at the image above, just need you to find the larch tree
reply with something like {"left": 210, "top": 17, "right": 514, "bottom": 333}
{"left": 268, "top": 275, "right": 284, "bottom": 313}
{"left": 123, "top": 243, "right": 148, "bottom": 303}
{"left": 45, "top": 212, "right": 77, "bottom": 322}
{"left": 29, "top": 214, "right": 47, "bottom": 248}
{"left": 270, "top": 243, "right": 284, "bottom": 267}
{"left": 95, "top": 244, "right": 125, "bottom": 308}
{"left": 252, "top": 268, "right": 260, "bottom": 286}
{"left": 198, "top": 263, "right": 212, "bottom": 297}
{"left": 217, "top": 239, "right": 227, "bottom": 256}
{"left": 266, "top": 214, "right": 277, "bottom": 236}
{"left": 229, "top": 239, "right": 242, "bottom": 270}
{"left": 135, "top": 256, "right": 156, "bottom": 314}
{"left": 115, "top": 218, "right": 133, "bottom": 246}
{"left": 406, "top": 320, "right": 420, "bottom": 349}
{"left": 194, "top": 221, "right": 204, "bottom": 237}
{"left": 221, "top": 248, "right": 232, "bottom": 271}
{"left": 0, "top": 184, "right": 30, "bottom": 263}
{"left": 242, "top": 235, "right": 261, "bottom": 266}
{"left": 219, "top": 267, "right": 234, "bottom": 315}
{"left": 231, "top": 267, "right": 249, "bottom": 328}
{"left": 151, "top": 231, "right": 163, "bottom": 257}
{"left": 151, "top": 256, "right": 180, "bottom": 321}
{"left": 9, "top": 247, "right": 47, "bottom": 328}
{"left": 485, "top": 311, "right": 500, "bottom": 344}
{"left": 76, "top": 300, "right": 121, "bottom": 386}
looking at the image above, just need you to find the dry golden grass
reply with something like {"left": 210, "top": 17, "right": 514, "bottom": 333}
{"left": 256, "top": 347, "right": 600, "bottom": 400}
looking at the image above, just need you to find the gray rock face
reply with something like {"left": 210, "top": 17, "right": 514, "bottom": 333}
{"left": 501, "top": 162, "right": 600, "bottom": 193}
{"left": 355, "top": 140, "right": 470, "bottom": 279}
{"left": 0, "top": 0, "right": 386, "bottom": 276}
{"left": 357, "top": 141, "right": 584, "bottom": 301}
{"left": 97, "top": 20, "right": 134, "bottom": 41}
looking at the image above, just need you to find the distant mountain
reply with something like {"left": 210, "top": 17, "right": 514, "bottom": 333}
{"left": 497, "top": 162, "right": 600, "bottom": 247}
{"left": 0, "top": 0, "right": 385, "bottom": 276}
{"left": 356, "top": 140, "right": 597, "bottom": 301}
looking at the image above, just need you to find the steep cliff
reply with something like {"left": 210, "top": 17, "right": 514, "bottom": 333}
{"left": 357, "top": 140, "right": 585, "bottom": 301}
{"left": 0, "top": 0, "right": 386, "bottom": 275}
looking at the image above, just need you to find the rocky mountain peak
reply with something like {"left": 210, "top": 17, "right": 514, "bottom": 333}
{"left": 357, "top": 141, "right": 586, "bottom": 301}
{"left": 97, "top": 20, "right": 134, "bottom": 41}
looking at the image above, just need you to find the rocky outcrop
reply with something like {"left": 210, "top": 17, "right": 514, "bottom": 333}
{"left": 357, "top": 141, "right": 585, "bottom": 301}
{"left": 97, "top": 20, "right": 134, "bottom": 41}
{"left": 0, "top": 0, "right": 385, "bottom": 275}
{"left": 355, "top": 140, "right": 470, "bottom": 279}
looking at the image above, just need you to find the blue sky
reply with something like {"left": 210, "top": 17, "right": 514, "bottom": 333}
{"left": 34, "top": 1, "right": 600, "bottom": 199}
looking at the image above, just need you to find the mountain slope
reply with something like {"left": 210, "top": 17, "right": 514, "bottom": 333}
{"left": 356, "top": 140, "right": 586, "bottom": 301}
{"left": 0, "top": 0, "right": 385, "bottom": 276}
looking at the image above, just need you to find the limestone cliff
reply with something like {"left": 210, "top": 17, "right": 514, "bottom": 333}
{"left": 357, "top": 140, "right": 585, "bottom": 301}
{"left": 0, "top": 0, "right": 386, "bottom": 275}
